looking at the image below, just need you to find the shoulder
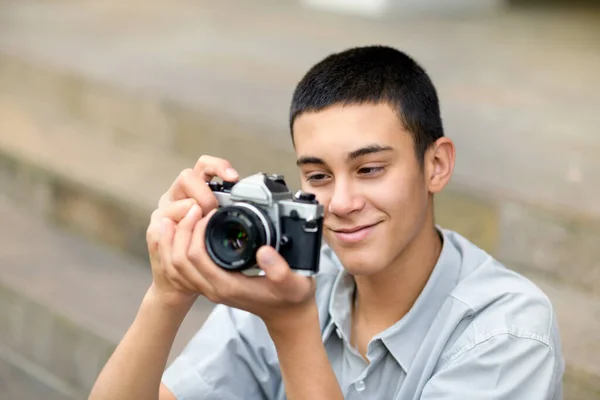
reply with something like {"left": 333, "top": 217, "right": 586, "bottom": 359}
{"left": 440, "top": 229, "right": 562, "bottom": 365}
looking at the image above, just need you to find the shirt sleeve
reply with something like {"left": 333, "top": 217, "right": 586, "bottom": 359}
{"left": 161, "top": 304, "right": 282, "bottom": 400}
{"left": 420, "top": 333, "right": 563, "bottom": 400}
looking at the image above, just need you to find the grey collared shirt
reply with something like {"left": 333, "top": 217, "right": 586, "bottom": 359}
{"left": 162, "top": 228, "right": 564, "bottom": 399}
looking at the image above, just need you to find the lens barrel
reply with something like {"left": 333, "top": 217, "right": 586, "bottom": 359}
{"left": 205, "top": 204, "right": 276, "bottom": 271}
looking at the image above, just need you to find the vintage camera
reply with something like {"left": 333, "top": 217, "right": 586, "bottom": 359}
{"left": 205, "top": 173, "right": 324, "bottom": 276}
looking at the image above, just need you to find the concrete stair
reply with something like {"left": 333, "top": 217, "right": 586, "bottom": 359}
{"left": 0, "top": 197, "right": 217, "bottom": 400}
{"left": 0, "top": 0, "right": 599, "bottom": 398}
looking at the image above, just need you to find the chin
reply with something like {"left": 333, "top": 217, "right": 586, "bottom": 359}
{"left": 328, "top": 242, "right": 388, "bottom": 276}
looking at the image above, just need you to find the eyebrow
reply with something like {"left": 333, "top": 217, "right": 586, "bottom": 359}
{"left": 296, "top": 144, "right": 394, "bottom": 166}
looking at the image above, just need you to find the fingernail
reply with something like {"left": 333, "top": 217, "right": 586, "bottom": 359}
{"left": 186, "top": 204, "right": 200, "bottom": 218}
{"left": 225, "top": 168, "right": 238, "bottom": 179}
{"left": 258, "top": 247, "right": 275, "bottom": 267}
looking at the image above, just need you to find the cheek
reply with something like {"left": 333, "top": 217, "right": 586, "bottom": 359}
{"left": 369, "top": 169, "right": 427, "bottom": 219}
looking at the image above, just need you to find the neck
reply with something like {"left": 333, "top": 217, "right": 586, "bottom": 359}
{"left": 353, "top": 210, "right": 442, "bottom": 334}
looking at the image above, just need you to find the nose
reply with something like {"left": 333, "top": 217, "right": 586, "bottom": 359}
{"left": 328, "top": 179, "right": 365, "bottom": 216}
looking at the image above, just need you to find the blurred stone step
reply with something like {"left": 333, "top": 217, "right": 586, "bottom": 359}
{"left": 1, "top": 0, "right": 599, "bottom": 298}
{"left": 0, "top": 196, "right": 217, "bottom": 398}
{"left": 0, "top": 42, "right": 298, "bottom": 165}
{"left": 0, "top": 93, "right": 301, "bottom": 261}
{"left": 1, "top": 85, "right": 600, "bottom": 297}
{"left": 0, "top": 198, "right": 598, "bottom": 398}
{"left": 0, "top": 345, "right": 78, "bottom": 400}
{"left": 1, "top": 0, "right": 600, "bottom": 219}
{"left": 0, "top": 49, "right": 300, "bottom": 180}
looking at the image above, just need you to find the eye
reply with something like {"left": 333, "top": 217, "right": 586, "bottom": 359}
{"left": 358, "top": 166, "right": 385, "bottom": 176}
{"left": 305, "top": 173, "right": 331, "bottom": 185}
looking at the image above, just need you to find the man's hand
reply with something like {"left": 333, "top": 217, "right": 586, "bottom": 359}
{"left": 147, "top": 155, "right": 340, "bottom": 400}
{"left": 160, "top": 203, "right": 317, "bottom": 326}
{"left": 146, "top": 155, "right": 239, "bottom": 307}
{"left": 146, "top": 154, "right": 316, "bottom": 324}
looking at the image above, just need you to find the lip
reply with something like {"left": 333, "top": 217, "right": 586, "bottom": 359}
{"left": 329, "top": 222, "right": 381, "bottom": 244}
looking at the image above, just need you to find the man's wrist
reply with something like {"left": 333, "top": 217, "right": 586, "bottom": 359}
{"left": 143, "top": 284, "right": 197, "bottom": 317}
{"left": 264, "top": 301, "right": 320, "bottom": 339}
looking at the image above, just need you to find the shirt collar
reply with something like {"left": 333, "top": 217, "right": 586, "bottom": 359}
{"left": 326, "top": 269, "right": 355, "bottom": 342}
{"left": 323, "top": 228, "right": 462, "bottom": 371}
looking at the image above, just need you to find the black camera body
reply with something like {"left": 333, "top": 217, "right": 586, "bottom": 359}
{"left": 205, "top": 173, "right": 324, "bottom": 276}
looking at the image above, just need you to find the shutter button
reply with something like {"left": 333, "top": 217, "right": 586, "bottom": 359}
{"left": 355, "top": 380, "right": 366, "bottom": 392}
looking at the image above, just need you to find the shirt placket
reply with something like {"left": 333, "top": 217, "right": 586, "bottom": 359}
{"left": 345, "top": 341, "right": 385, "bottom": 399}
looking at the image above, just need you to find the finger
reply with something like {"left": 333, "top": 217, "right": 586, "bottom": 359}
{"left": 256, "top": 246, "right": 313, "bottom": 303}
{"left": 170, "top": 205, "right": 214, "bottom": 294}
{"left": 161, "top": 198, "right": 198, "bottom": 223}
{"left": 186, "top": 209, "right": 253, "bottom": 303}
{"left": 159, "top": 156, "right": 238, "bottom": 209}
{"left": 187, "top": 209, "right": 237, "bottom": 287}
{"left": 159, "top": 169, "right": 217, "bottom": 212}
{"left": 147, "top": 198, "right": 198, "bottom": 254}
{"left": 158, "top": 217, "right": 196, "bottom": 293}
{"left": 192, "top": 155, "right": 239, "bottom": 182}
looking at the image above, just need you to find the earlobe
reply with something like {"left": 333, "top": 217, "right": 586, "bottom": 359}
{"left": 428, "top": 138, "right": 455, "bottom": 194}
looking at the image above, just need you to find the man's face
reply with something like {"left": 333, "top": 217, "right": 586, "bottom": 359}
{"left": 292, "top": 103, "right": 431, "bottom": 276}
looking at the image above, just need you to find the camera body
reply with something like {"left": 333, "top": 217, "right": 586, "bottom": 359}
{"left": 205, "top": 173, "right": 324, "bottom": 276}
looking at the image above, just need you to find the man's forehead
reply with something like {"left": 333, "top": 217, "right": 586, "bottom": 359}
{"left": 291, "top": 103, "right": 413, "bottom": 165}
{"left": 293, "top": 103, "right": 397, "bottom": 129}
{"left": 295, "top": 143, "right": 395, "bottom": 166}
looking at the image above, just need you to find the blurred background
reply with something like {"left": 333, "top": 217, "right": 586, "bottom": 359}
{"left": 0, "top": 0, "right": 599, "bottom": 398}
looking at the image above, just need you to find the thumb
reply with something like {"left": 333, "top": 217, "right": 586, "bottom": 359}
{"left": 256, "top": 246, "right": 315, "bottom": 304}
{"left": 256, "top": 246, "right": 292, "bottom": 284}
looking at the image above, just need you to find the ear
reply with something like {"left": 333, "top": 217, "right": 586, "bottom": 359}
{"left": 425, "top": 137, "right": 455, "bottom": 194}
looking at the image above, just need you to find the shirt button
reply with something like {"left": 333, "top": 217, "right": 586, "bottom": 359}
{"left": 355, "top": 380, "right": 366, "bottom": 392}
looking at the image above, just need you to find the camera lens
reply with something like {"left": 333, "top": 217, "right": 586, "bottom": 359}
{"left": 205, "top": 204, "right": 276, "bottom": 271}
{"left": 222, "top": 221, "right": 249, "bottom": 254}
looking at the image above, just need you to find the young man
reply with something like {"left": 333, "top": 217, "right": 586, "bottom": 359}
{"left": 89, "top": 46, "right": 564, "bottom": 399}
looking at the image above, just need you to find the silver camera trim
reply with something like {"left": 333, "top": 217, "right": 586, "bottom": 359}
{"left": 210, "top": 173, "right": 324, "bottom": 277}
{"left": 230, "top": 202, "right": 277, "bottom": 253}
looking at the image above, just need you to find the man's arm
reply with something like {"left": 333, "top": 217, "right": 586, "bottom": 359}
{"left": 420, "top": 333, "right": 563, "bottom": 399}
{"left": 89, "top": 157, "right": 242, "bottom": 400}
{"left": 266, "top": 302, "right": 343, "bottom": 400}
{"left": 88, "top": 285, "right": 192, "bottom": 400}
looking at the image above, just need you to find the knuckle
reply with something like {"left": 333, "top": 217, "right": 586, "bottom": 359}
{"left": 188, "top": 246, "right": 210, "bottom": 270}
{"left": 146, "top": 228, "right": 156, "bottom": 246}
{"left": 157, "top": 193, "right": 168, "bottom": 208}
{"left": 187, "top": 247, "right": 200, "bottom": 264}
{"left": 171, "top": 253, "right": 187, "bottom": 270}
{"left": 165, "top": 267, "right": 179, "bottom": 282}
{"left": 214, "top": 286, "right": 230, "bottom": 301}
{"left": 197, "top": 155, "right": 231, "bottom": 172}
{"left": 146, "top": 220, "right": 160, "bottom": 244}
{"left": 150, "top": 209, "right": 162, "bottom": 221}
{"left": 200, "top": 196, "right": 218, "bottom": 211}
{"left": 149, "top": 210, "right": 161, "bottom": 225}
{"left": 216, "top": 281, "right": 238, "bottom": 300}
{"left": 179, "top": 168, "right": 194, "bottom": 182}
{"left": 270, "top": 270, "right": 288, "bottom": 284}
{"left": 204, "top": 288, "right": 219, "bottom": 303}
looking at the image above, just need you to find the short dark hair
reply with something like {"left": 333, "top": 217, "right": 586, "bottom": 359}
{"left": 289, "top": 45, "right": 444, "bottom": 164}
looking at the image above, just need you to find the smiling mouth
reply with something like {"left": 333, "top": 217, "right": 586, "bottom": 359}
{"left": 328, "top": 221, "right": 382, "bottom": 243}
{"left": 331, "top": 223, "right": 377, "bottom": 233}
